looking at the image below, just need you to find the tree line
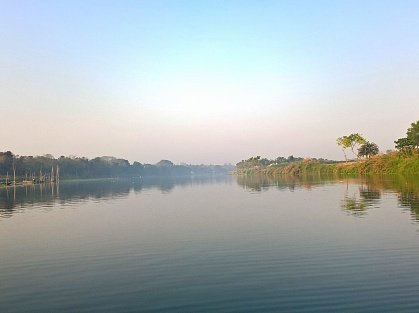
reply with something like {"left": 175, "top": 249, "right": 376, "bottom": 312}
{"left": 336, "top": 120, "right": 418, "bottom": 160}
{"left": 0, "top": 153, "right": 234, "bottom": 182}
{"left": 235, "top": 155, "right": 339, "bottom": 170}
{"left": 236, "top": 120, "right": 418, "bottom": 171}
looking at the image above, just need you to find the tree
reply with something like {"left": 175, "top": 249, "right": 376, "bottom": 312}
{"left": 275, "top": 156, "right": 287, "bottom": 164}
{"left": 156, "top": 160, "right": 174, "bottom": 167}
{"left": 358, "top": 142, "right": 379, "bottom": 158}
{"left": 407, "top": 120, "right": 419, "bottom": 148}
{"left": 394, "top": 120, "right": 419, "bottom": 155}
{"left": 394, "top": 137, "right": 414, "bottom": 155}
{"left": 337, "top": 133, "right": 366, "bottom": 161}
{"left": 336, "top": 136, "right": 350, "bottom": 161}
{"left": 259, "top": 158, "right": 271, "bottom": 166}
{"left": 0, "top": 151, "right": 14, "bottom": 174}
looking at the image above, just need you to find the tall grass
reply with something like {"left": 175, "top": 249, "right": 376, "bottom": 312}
{"left": 234, "top": 151, "right": 419, "bottom": 176}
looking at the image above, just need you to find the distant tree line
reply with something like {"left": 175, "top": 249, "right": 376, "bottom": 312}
{"left": 0, "top": 152, "right": 234, "bottom": 181}
{"left": 235, "top": 155, "right": 339, "bottom": 170}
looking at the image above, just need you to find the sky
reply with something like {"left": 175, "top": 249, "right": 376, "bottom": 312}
{"left": 1, "top": 0, "right": 418, "bottom": 164}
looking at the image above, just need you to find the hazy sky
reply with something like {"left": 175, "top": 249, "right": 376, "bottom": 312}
{"left": 1, "top": 0, "right": 418, "bottom": 164}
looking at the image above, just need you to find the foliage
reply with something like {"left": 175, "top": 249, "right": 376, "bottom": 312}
{"left": 336, "top": 133, "right": 367, "bottom": 160}
{"left": 395, "top": 120, "right": 419, "bottom": 155}
{"left": 236, "top": 155, "right": 305, "bottom": 171}
{"left": 235, "top": 152, "right": 419, "bottom": 176}
{"left": 358, "top": 142, "right": 379, "bottom": 158}
{"left": 156, "top": 160, "right": 174, "bottom": 167}
{"left": 394, "top": 137, "right": 415, "bottom": 155}
{"left": 0, "top": 152, "right": 233, "bottom": 181}
{"left": 0, "top": 151, "right": 14, "bottom": 175}
{"left": 235, "top": 155, "right": 338, "bottom": 175}
{"left": 407, "top": 120, "right": 419, "bottom": 148}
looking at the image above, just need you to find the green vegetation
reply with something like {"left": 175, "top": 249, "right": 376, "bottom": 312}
{"left": 235, "top": 152, "right": 418, "bottom": 176}
{"left": 358, "top": 142, "right": 379, "bottom": 159}
{"left": 235, "top": 156, "right": 339, "bottom": 176}
{"left": 394, "top": 121, "right": 419, "bottom": 155}
{"left": 395, "top": 137, "right": 415, "bottom": 155}
{"left": 235, "top": 174, "right": 419, "bottom": 220}
{"left": 236, "top": 120, "right": 419, "bottom": 176}
{"left": 407, "top": 121, "right": 419, "bottom": 148}
{"left": 336, "top": 133, "right": 367, "bottom": 161}
{"left": 0, "top": 152, "right": 233, "bottom": 185}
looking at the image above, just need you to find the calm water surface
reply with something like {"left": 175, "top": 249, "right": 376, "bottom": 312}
{"left": 1, "top": 175, "right": 419, "bottom": 312}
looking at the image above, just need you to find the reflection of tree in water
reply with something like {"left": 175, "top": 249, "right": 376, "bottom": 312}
{"left": 341, "top": 196, "right": 368, "bottom": 217}
{"left": 341, "top": 185, "right": 381, "bottom": 217}
{"left": 339, "top": 182, "right": 374, "bottom": 217}
{"left": 374, "top": 176, "right": 419, "bottom": 222}
{"left": 235, "top": 175, "right": 288, "bottom": 192}
{"left": 399, "top": 192, "right": 419, "bottom": 221}
{"left": 0, "top": 181, "right": 132, "bottom": 218}
{"left": 134, "top": 176, "right": 231, "bottom": 193}
{"left": 237, "top": 175, "right": 382, "bottom": 217}
{"left": 0, "top": 176, "right": 232, "bottom": 218}
{"left": 236, "top": 173, "right": 419, "bottom": 222}
{"left": 359, "top": 188, "right": 381, "bottom": 203}
{"left": 235, "top": 174, "right": 335, "bottom": 192}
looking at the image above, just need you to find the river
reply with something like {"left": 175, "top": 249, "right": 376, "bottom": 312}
{"left": 1, "top": 175, "right": 418, "bottom": 312}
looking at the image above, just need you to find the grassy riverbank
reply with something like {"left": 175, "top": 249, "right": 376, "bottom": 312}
{"left": 235, "top": 152, "right": 419, "bottom": 176}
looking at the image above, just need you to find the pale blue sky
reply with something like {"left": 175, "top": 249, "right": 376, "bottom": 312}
{"left": 1, "top": 0, "right": 418, "bottom": 163}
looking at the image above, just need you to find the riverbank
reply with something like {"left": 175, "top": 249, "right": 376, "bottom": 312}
{"left": 234, "top": 152, "right": 419, "bottom": 176}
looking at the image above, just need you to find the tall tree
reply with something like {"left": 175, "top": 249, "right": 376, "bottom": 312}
{"left": 394, "top": 120, "right": 419, "bottom": 155}
{"left": 394, "top": 137, "right": 414, "bottom": 155}
{"left": 358, "top": 142, "right": 379, "bottom": 158}
{"left": 337, "top": 133, "right": 366, "bottom": 161}
{"left": 407, "top": 120, "right": 419, "bottom": 148}
{"left": 336, "top": 136, "right": 350, "bottom": 161}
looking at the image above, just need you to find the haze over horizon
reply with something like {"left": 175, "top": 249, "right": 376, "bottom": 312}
{"left": 1, "top": 0, "right": 418, "bottom": 164}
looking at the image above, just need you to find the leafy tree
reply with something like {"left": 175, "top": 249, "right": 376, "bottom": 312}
{"left": 156, "top": 160, "right": 174, "bottom": 167}
{"left": 259, "top": 158, "right": 271, "bottom": 166}
{"left": 275, "top": 156, "right": 287, "bottom": 164}
{"left": 394, "top": 120, "right": 419, "bottom": 155}
{"left": 394, "top": 137, "right": 414, "bottom": 155}
{"left": 0, "top": 151, "right": 14, "bottom": 174}
{"left": 358, "top": 142, "right": 379, "bottom": 158}
{"left": 336, "top": 136, "right": 350, "bottom": 161}
{"left": 407, "top": 120, "right": 419, "bottom": 148}
{"left": 337, "top": 133, "right": 366, "bottom": 161}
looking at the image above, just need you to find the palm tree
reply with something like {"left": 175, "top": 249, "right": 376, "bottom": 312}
{"left": 358, "top": 142, "right": 379, "bottom": 158}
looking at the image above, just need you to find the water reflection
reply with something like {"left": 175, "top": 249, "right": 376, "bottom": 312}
{"left": 341, "top": 185, "right": 381, "bottom": 217}
{"left": 2, "top": 174, "right": 418, "bottom": 222}
{"left": 236, "top": 174, "right": 419, "bottom": 221}
{"left": 341, "top": 196, "right": 368, "bottom": 216}
{"left": 365, "top": 175, "right": 419, "bottom": 221}
{"left": 0, "top": 176, "right": 231, "bottom": 218}
{"left": 400, "top": 191, "right": 419, "bottom": 220}
{"left": 235, "top": 174, "right": 337, "bottom": 192}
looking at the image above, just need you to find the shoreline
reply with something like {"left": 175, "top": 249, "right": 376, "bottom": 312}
{"left": 234, "top": 153, "right": 419, "bottom": 176}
